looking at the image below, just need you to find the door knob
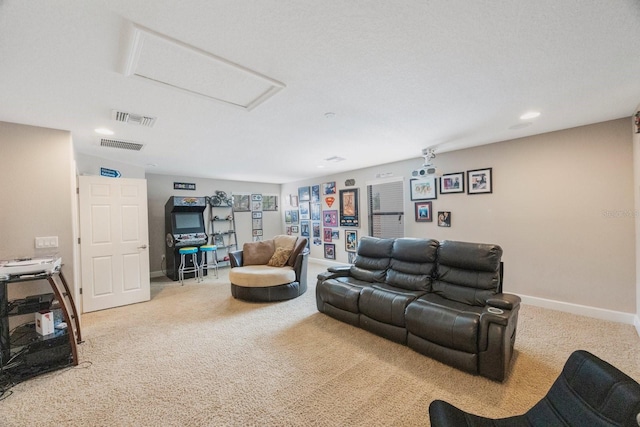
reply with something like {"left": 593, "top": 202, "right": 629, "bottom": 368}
{"left": 138, "top": 244, "right": 148, "bottom": 249}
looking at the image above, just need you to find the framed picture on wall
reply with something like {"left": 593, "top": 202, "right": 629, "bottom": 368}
{"left": 410, "top": 177, "right": 437, "bottom": 200}
{"left": 414, "top": 201, "right": 433, "bottom": 222}
{"left": 324, "top": 243, "right": 336, "bottom": 260}
{"left": 262, "top": 195, "right": 278, "bottom": 211}
{"left": 467, "top": 168, "right": 492, "bottom": 194}
{"left": 232, "top": 194, "right": 251, "bottom": 212}
{"left": 438, "top": 211, "right": 451, "bottom": 227}
{"left": 323, "top": 181, "right": 337, "bottom": 195}
{"left": 298, "top": 186, "right": 310, "bottom": 201}
{"left": 339, "top": 188, "right": 359, "bottom": 227}
{"left": 345, "top": 230, "right": 358, "bottom": 252}
{"left": 440, "top": 172, "right": 465, "bottom": 194}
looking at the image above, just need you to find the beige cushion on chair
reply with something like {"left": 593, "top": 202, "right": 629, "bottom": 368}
{"left": 273, "top": 235, "right": 297, "bottom": 251}
{"left": 229, "top": 265, "right": 296, "bottom": 287}
{"left": 267, "top": 247, "right": 292, "bottom": 267}
{"left": 242, "top": 240, "right": 275, "bottom": 265}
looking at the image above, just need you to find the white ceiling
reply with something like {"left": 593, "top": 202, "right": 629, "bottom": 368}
{"left": 1, "top": 1, "right": 639, "bottom": 184}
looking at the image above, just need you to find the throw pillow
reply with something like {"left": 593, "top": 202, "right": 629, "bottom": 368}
{"left": 267, "top": 247, "right": 292, "bottom": 267}
{"left": 242, "top": 240, "right": 275, "bottom": 265}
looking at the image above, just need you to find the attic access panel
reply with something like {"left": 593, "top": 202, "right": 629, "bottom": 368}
{"left": 123, "top": 24, "right": 285, "bottom": 110}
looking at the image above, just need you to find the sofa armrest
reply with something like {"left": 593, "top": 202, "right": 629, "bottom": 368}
{"left": 229, "top": 250, "right": 243, "bottom": 268}
{"left": 317, "top": 265, "right": 351, "bottom": 282}
{"left": 478, "top": 303, "right": 521, "bottom": 381}
{"left": 486, "top": 293, "right": 521, "bottom": 311}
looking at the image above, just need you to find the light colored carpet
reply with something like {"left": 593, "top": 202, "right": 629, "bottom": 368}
{"left": 2, "top": 262, "right": 639, "bottom": 426}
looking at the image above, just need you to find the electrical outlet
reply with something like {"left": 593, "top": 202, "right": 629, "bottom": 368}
{"left": 35, "top": 236, "right": 59, "bottom": 248}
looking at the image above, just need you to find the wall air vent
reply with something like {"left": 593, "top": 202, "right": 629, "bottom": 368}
{"left": 112, "top": 110, "right": 156, "bottom": 127}
{"left": 100, "top": 138, "right": 145, "bottom": 151}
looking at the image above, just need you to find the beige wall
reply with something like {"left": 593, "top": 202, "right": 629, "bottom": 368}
{"left": 633, "top": 106, "right": 640, "bottom": 333}
{"left": 282, "top": 118, "right": 636, "bottom": 315}
{"left": 146, "top": 173, "right": 281, "bottom": 276}
{"left": 0, "top": 121, "right": 76, "bottom": 298}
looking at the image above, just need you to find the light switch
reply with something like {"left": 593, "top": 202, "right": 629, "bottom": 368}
{"left": 35, "top": 236, "right": 59, "bottom": 248}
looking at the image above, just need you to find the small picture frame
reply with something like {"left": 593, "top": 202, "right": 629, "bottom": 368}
{"left": 323, "top": 181, "right": 337, "bottom": 195}
{"left": 299, "top": 202, "right": 310, "bottom": 220}
{"left": 440, "top": 172, "right": 465, "bottom": 194}
{"left": 323, "top": 210, "right": 338, "bottom": 227}
{"left": 298, "top": 186, "right": 310, "bottom": 201}
{"left": 311, "top": 185, "right": 320, "bottom": 202}
{"left": 410, "top": 177, "right": 437, "bottom": 200}
{"left": 289, "top": 195, "right": 298, "bottom": 207}
{"left": 467, "top": 168, "right": 492, "bottom": 194}
{"left": 252, "top": 211, "right": 262, "bottom": 219}
{"left": 324, "top": 243, "right": 336, "bottom": 260}
{"left": 414, "top": 201, "right": 433, "bottom": 222}
{"left": 284, "top": 210, "right": 292, "bottom": 223}
{"left": 232, "top": 194, "right": 251, "bottom": 212}
{"left": 345, "top": 230, "right": 358, "bottom": 252}
{"left": 323, "top": 228, "right": 332, "bottom": 242}
{"left": 291, "top": 225, "right": 299, "bottom": 233}
{"left": 438, "top": 211, "right": 451, "bottom": 227}
{"left": 262, "top": 195, "right": 278, "bottom": 211}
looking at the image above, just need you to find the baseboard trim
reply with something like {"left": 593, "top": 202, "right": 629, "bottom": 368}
{"left": 519, "top": 294, "right": 637, "bottom": 326}
{"left": 309, "top": 257, "right": 346, "bottom": 268}
{"left": 151, "top": 270, "right": 165, "bottom": 278}
{"left": 635, "top": 315, "right": 640, "bottom": 338}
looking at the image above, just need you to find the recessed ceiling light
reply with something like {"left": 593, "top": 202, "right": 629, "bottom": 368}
{"left": 95, "top": 128, "right": 114, "bottom": 135}
{"left": 324, "top": 112, "right": 336, "bottom": 119}
{"left": 520, "top": 111, "right": 540, "bottom": 120}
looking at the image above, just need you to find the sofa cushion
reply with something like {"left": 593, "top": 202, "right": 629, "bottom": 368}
{"left": 317, "top": 278, "right": 368, "bottom": 313}
{"left": 406, "top": 294, "right": 482, "bottom": 354}
{"left": 358, "top": 284, "right": 426, "bottom": 327}
{"left": 432, "top": 240, "right": 503, "bottom": 306}
{"left": 350, "top": 237, "right": 394, "bottom": 282}
{"left": 267, "top": 247, "right": 291, "bottom": 267}
{"left": 387, "top": 238, "right": 438, "bottom": 291}
{"left": 273, "top": 234, "right": 297, "bottom": 251}
{"left": 242, "top": 240, "right": 275, "bottom": 266}
{"left": 229, "top": 265, "right": 295, "bottom": 287}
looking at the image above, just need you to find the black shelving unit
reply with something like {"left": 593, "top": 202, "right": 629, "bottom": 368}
{"left": 208, "top": 206, "right": 238, "bottom": 266}
{"left": 0, "top": 269, "right": 81, "bottom": 386}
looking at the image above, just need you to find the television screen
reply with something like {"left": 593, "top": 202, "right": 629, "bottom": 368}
{"left": 174, "top": 212, "right": 203, "bottom": 231}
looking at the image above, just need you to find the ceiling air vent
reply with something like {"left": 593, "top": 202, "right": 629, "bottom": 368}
{"left": 100, "top": 138, "right": 145, "bottom": 151}
{"left": 112, "top": 110, "right": 157, "bottom": 127}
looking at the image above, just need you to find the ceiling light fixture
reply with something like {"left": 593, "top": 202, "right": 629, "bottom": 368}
{"left": 520, "top": 111, "right": 541, "bottom": 120}
{"left": 324, "top": 112, "right": 336, "bottom": 119}
{"left": 95, "top": 128, "right": 114, "bottom": 135}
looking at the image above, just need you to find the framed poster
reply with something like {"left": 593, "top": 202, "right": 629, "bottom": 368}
{"left": 345, "top": 230, "right": 358, "bottom": 252}
{"left": 323, "top": 210, "right": 338, "bottom": 227}
{"left": 440, "top": 172, "right": 464, "bottom": 194}
{"left": 324, "top": 243, "right": 336, "bottom": 260}
{"left": 262, "top": 195, "right": 278, "bottom": 211}
{"left": 298, "top": 186, "right": 310, "bottom": 201}
{"left": 312, "top": 221, "right": 321, "bottom": 238}
{"left": 323, "top": 181, "right": 337, "bottom": 195}
{"left": 232, "top": 194, "right": 251, "bottom": 212}
{"left": 324, "top": 228, "right": 332, "bottom": 242}
{"left": 311, "top": 203, "right": 321, "bottom": 221}
{"left": 414, "top": 201, "right": 433, "bottom": 222}
{"left": 300, "top": 220, "right": 310, "bottom": 237}
{"left": 410, "top": 177, "right": 437, "bottom": 200}
{"left": 438, "top": 211, "right": 452, "bottom": 227}
{"left": 299, "top": 202, "right": 310, "bottom": 220}
{"left": 339, "top": 188, "right": 359, "bottom": 227}
{"left": 467, "top": 168, "right": 492, "bottom": 194}
{"left": 311, "top": 185, "right": 320, "bottom": 202}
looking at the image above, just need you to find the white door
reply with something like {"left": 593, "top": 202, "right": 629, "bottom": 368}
{"left": 79, "top": 176, "right": 150, "bottom": 312}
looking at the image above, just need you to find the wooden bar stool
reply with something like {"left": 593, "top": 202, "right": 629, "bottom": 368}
{"left": 178, "top": 246, "right": 200, "bottom": 285}
{"left": 199, "top": 245, "right": 218, "bottom": 279}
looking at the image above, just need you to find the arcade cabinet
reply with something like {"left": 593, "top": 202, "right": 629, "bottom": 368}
{"left": 164, "top": 196, "right": 208, "bottom": 281}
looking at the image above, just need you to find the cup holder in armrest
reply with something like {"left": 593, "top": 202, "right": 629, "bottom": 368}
{"left": 487, "top": 307, "right": 504, "bottom": 315}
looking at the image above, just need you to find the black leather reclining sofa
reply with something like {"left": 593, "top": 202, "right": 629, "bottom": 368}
{"left": 316, "top": 236, "right": 521, "bottom": 381}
